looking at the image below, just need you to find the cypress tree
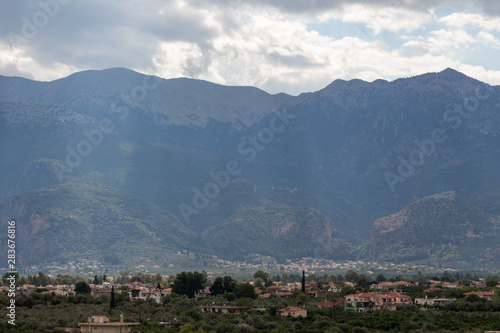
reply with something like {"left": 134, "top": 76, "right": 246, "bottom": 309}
{"left": 301, "top": 270, "right": 305, "bottom": 293}
{"left": 110, "top": 286, "right": 115, "bottom": 314}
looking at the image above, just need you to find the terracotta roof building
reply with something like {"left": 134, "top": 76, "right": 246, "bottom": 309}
{"left": 463, "top": 291, "right": 494, "bottom": 300}
{"left": 344, "top": 292, "right": 411, "bottom": 312}
{"left": 78, "top": 314, "right": 139, "bottom": 333}
{"left": 277, "top": 306, "right": 307, "bottom": 317}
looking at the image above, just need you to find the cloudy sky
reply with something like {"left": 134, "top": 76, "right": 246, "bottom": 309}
{"left": 1, "top": 0, "right": 499, "bottom": 95}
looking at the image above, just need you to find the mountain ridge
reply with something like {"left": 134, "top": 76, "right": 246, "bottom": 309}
{"left": 1, "top": 67, "right": 499, "bottom": 269}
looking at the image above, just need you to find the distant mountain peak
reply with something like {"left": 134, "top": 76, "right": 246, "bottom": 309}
{"left": 325, "top": 78, "right": 370, "bottom": 89}
{"left": 61, "top": 67, "right": 146, "bottom": 83}
{"left": 437, "top": 67, "right": 470, "bottom": 79}
{"left": 440, "top": 67, "right": 460, "bottom": 74}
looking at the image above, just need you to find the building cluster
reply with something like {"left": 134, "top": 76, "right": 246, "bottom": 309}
{"left": 1, "top": 279, "right": 175, "bottom": 305}
{"left": 11, "top": 283, "right": 76, "bottom": 297}
{"left": 4, "top": 273, "right": 498, "bottom": 328}
{"left": 341, "top": 280, "right": 497, "bottom": 313}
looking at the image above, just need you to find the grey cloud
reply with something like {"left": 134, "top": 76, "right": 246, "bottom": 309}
{"left": 203, "top": 0, "right": 500, "bottom": 17}
{"left": 0, "top": 0, "right": 222, "bottom": 73}
{"left": 0, "top": 2, "right": 40, "bottom": 36}
{"left": 182, "top": 42, "right": 215, "bottom": 77}
{"left": 0, "top": 61, "right": 34, "bottom": 79}
{"left": 477, "top": 1, "right": 500, "bottom": 16}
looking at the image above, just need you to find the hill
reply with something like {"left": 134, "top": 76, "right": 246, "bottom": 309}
{"left": 0, "top": 181, "right": 197, "bottom": 266}
{"left": 359, "top": 192, "right": 500, "bottom": 265}
{"left": 202, "top": 198, "right": 351, "bottom": 260}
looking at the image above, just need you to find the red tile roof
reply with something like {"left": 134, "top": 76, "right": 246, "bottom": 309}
{"left": 278, "top": 307, "right": 304, "bottom": 312}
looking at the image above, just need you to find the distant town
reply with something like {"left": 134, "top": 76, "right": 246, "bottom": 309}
{"left": 17, "top": 251, "right": 468, "bottom": 279}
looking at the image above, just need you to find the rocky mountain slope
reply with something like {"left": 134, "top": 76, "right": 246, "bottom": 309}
{"left": 360, "top": 191, "right": 500, "bottom": 265}
{"left": 0, "top": 181, "right": 197, "bottom": 267}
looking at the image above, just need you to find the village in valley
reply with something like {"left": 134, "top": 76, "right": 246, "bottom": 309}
{"left": 2, "top": 265, "right": 499, "bottom": 332}
{"left": 18, "top": 250, "right": 467, "bottom": 278}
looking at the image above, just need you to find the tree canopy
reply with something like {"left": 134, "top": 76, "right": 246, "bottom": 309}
{"left": 210, "top": 276, "right": 236, "bottom": 296}
{"left": 74, "top": 281, "right": 91, "bottom": 294}
{"left": 253, "top": 270, "right": 269, "bottom": 281}
{"left": 485, "top": 277, "right": 499, "bottom": 288}
{"left": 234, "top": 282, "right": 257, "bottom": 299}
{"left": 344, "top": 270, "right": 362, "bottom": 283}
{"left": 172, "top": 271, "right": 207, "bottom": 298}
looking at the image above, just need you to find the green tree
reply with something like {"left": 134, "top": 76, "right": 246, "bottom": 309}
{"left": 234, "top": 282, "right": 257, "bottom": 299}
{"left": 340, "top": 286, "right": 357, "bottom": 297}
{"left": 460, "top": 279, "right": 472, "bottom": 287}
{"left": 223, "top": 292, "right": 236, "bottom": 301}
{"left": 296, "top": 292, "right": 309, "bottom": 306}
{"left": 180, "top": 322, "right": 206, "bottom": 333}
{"left": 38, "top": 271, "right": 50, "bottom": 286}
{"left": 17, "top": 275, "right": 29, "bottom": 286}
{"left": 153, "top": 273, "right": 162, "bottom": 284}
{"left": 210, "top": 276, "right": 236, "bottom": 296}
{"left": 118, "top": 271, "right": 130, "bottom": 284}
{"left": 210, "top": 277, "right": 224, "bottom": 296}
{"left": 172, "top": 271, "right": 207, "bottom": 298}
{"left": 254, "top": 277, "right": 264, "bottom": 288}
{"left": 344, "top": 270, "right": 361, "bottom": 284}
{"left": 130, "top": 272, "right": 146, "bottom": 283}
{"left": 464, "top": 294, "right": 484, "bottom": 303}
{"left": 327, "top": 274, "right": 337, "bottom": 283}
{"left": 376, "top": 274, "right": 386, "bottom": 282}
{"left": 253, "top": 270, "right": 269, "bottom": 281}
{"left": 54, "top": 274, "right": 77, "bottom": 285}
{"left": 485, "top": 277, "right": 499, "bottom": 287}
{"left": 281, "top": 272, "right": 289, "bottom": 285}
{"left": 222, "top": 276, "right": 236, "bottom": 292}
{"left": 301, "top": 270, "right": 306, "bottom": 292}
{"left": 75, "top": 281, "right": 91, "bottom": 294}
{"left": 109, "top": 286, "right": 115, "bottom": 314}
{"left": 357, "top": 278, "right": 372, "bottom": 289}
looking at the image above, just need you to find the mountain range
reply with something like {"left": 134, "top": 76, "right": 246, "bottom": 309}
{"left": 1, "top": 67, "right": 499, "bottom": 270}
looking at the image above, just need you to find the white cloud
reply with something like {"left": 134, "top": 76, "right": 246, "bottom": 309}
{"left": 455, "top": 63, "right": 500, "bottom": 84}
{"left": 339, "top": 3, "right": 435, "bottom": 34}
{"left": 1, "top": 0, "right": 500, "bottom": 95}
{"left": 476, "top": 31, "right": 500, "bottom": 47}
{"left": 440, "top": 12, "right": 500, "bottom": 31}
{"left": 427, "top": 29, "right": 477, "bottom": 50}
